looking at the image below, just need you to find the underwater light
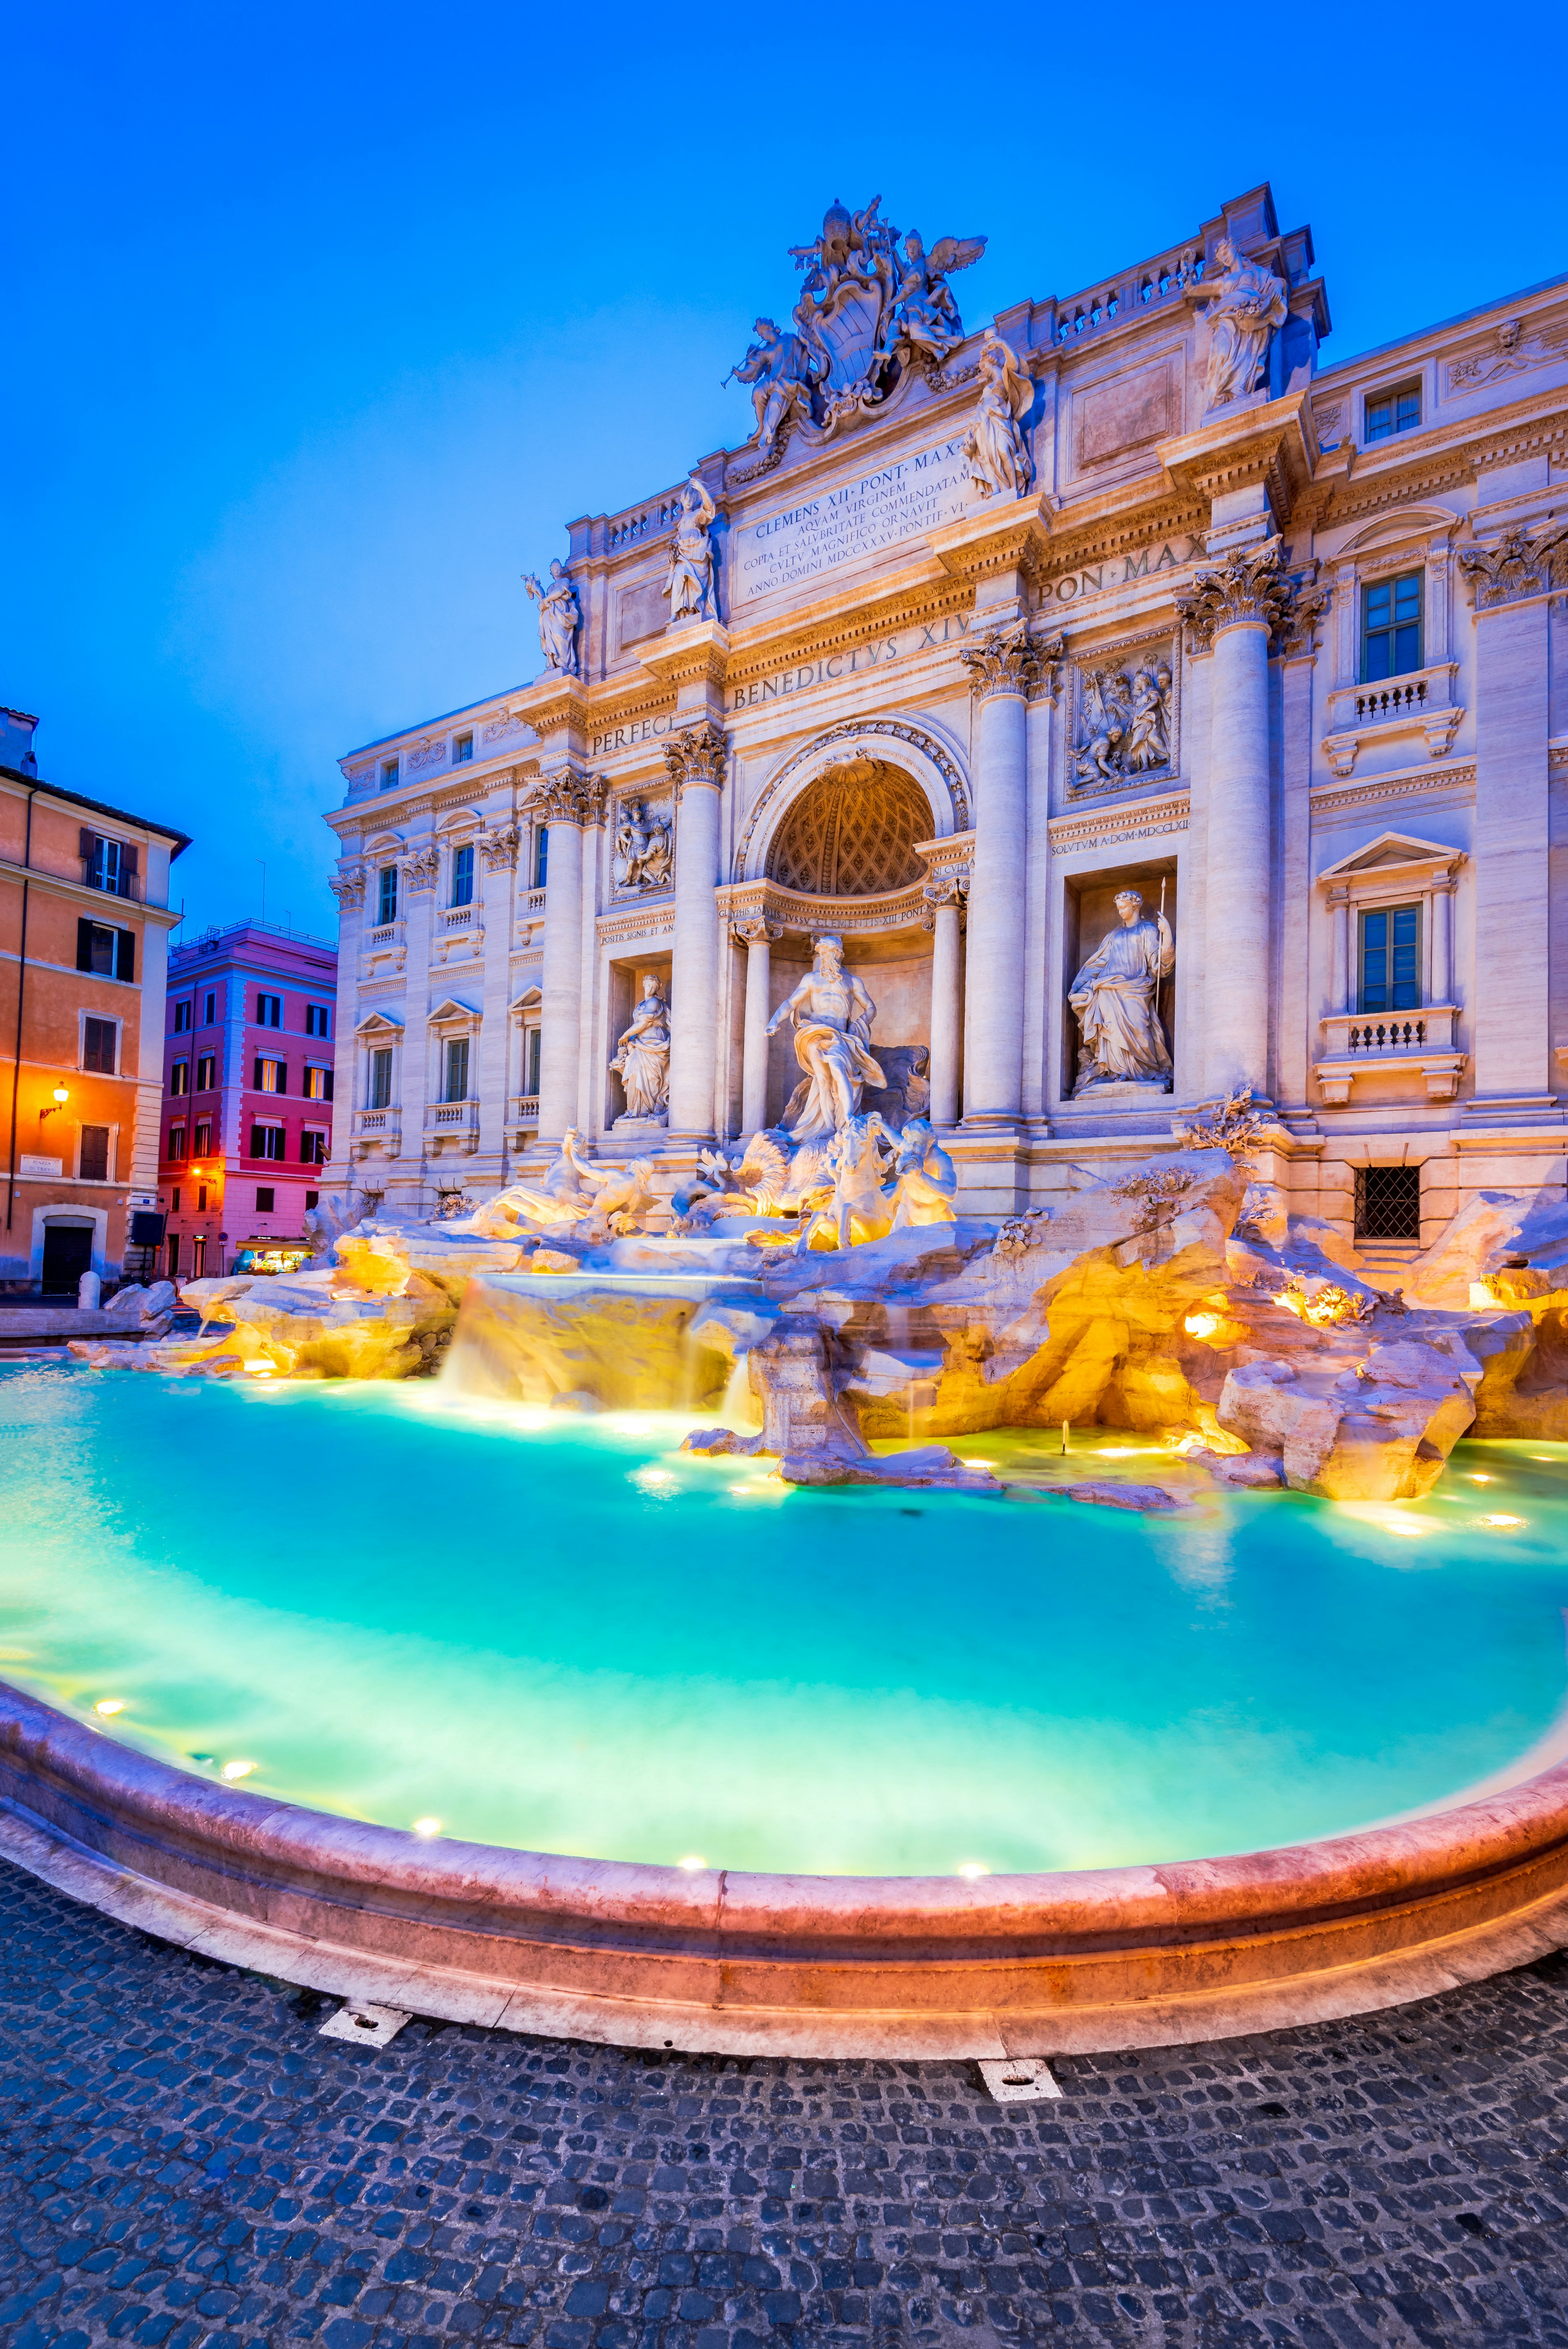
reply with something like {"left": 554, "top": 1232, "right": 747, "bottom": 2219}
{"left": 957, "top": 1861, "right": 991, "bottom": 1879}
{"left": 676, "top": 1854, "right": 707, "bottom": 1871}
{"left": 1480, "top": 1514, "right": 1524, "bottom": 1528}
{"left": 93, "top": 1699, "right": 125, "bottom": 1717}
{"left": 221, "top": 1760, "right": 256, "bottom": 1781}
{"left": 1469, "top": 1474, "right": 1494, "bottom": 1483}
{"left": 1184, "top": 1312, "right": 1223, "bottom": 1339}
{"left": 412, "top": 1817, "right": 442, "bottom": 1837}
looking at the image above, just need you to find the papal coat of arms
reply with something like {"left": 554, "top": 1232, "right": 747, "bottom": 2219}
{"left": 725, "top": 196, "right": 986, "bottom": 477}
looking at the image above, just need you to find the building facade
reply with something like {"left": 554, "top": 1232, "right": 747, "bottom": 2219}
{"left": 156, "top": 923, "right": 337, "bottom": 1280}
{"left": 322, "top": 183, "right": 1568, "bottom": 1259}
{"left": 1, "top": 713, "right": 188, "bottom": 1289}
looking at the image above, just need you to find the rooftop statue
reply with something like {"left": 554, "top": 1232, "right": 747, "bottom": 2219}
{"left": 766, "top": 934, "right": 886, "bottom": 1144}
{"left": 962, "top": 329, "right": 1034, "bottom": 500}
{"left": 1069, "top": 889, "right": 1176, "bottom": 1094}
{"left": 665, "top": 475, "right": 719, "bottom": 624}
{"left": 1196, "top": 238, "right": 1287, "bottom": 412}
{"left": 523, "top": 559, "right": 581, "bottom": 678}
{"left": 728, "top": 197, "right": 986, "bottom": 463}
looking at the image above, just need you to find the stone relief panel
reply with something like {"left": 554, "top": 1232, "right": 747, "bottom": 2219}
{"left": 1068, "top": 634, "right": 1179, "bottom": 799}
{"left": 1444, "top": 316, "right": 1568, "bottom": 397}
{"left": 610, "top": 795, "right": 674, "bottom": 896}
{"left": 616, "top": 578, "right": 670, "bottom": 653}
{"left": 1074, "top": 357, "right": 1180, "bottom": 470}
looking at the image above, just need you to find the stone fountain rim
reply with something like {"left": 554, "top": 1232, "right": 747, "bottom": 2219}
{"left": 2, "top": 1678, "right": 1567, "bottom": 2059}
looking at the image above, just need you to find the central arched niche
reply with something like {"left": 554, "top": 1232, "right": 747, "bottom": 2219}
{"left": 766, "top": 759, "right": 929, "bottom": 897}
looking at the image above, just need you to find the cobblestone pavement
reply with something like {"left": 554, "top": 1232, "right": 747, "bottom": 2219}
{"left": 2, "top": 1863, "right": 1567, "bottom": 2349}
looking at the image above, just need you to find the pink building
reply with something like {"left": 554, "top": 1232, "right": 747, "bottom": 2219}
{"left": 157, "top": 922, "right": 337, "bottom": 1280}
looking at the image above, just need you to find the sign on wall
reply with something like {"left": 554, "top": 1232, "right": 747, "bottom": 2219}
{"left": 733, "top": 438, "right": 972, "bottom": 604}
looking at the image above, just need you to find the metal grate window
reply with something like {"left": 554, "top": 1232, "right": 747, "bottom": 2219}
{"left": 1355, "top": 1164, "right": 1421, "bottom": 1241}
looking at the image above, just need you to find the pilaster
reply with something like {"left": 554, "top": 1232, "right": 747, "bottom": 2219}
{"left": 664, "top": 719, "right": 727, "bottom": 1141}
{"left": 324, "top": 861, "right": 366, "bottom": 1192}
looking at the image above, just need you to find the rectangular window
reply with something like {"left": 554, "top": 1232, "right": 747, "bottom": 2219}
{"left": 83, "top": 1017, "right": 117, "bottom": 1074}
{"left": 80, "top": 831, "right": 137, "bottom": 898}
{"left": 193, "top": 1120, "right": 212, "bottom": 1157}
{"left": 444, "top": 1036, "right": 470, "bottom": 1102}
{"left": 166, "top": 1232, "right": 180, "bottom": 1278}
{"left": 1359, "top": 903, "right": 1421, "bottom": 1014}
{"left": 301, "top": 1129, "right": 327, "bottom": 1164}
{"left": 196, "top": 1184, "right": 207, "bottom": 1210}
{"left": 173, "top": 999, "right": 192, "bottom": 1033}
{"left": 256, "top": 992, "right": 281, "bottom": 1027}
{"left": 196, "top": 1052, "right": 216, "bottom": 1090}
{"left": 1355, "top": 1165, "right": 1421, "bottom": 1241}
{"left": 305, "top": 1189, "right": 320, "bottom": 1211}
{"left": 171, "top": 1187, "right": 181, "bottom": 1212}
{"left": 170, "top": 1058, "right": 190, "bottom": 1096}
{"left": 453, "top": 732, "right": 473, "bottom": 765}
{"left": 253, "top": 1057, "right": 286, "bottom": 1094}
{"left": 202, "top": 990, "right": 217, "bottom": 1024}
{"left": 381, "top": 758, "right": 399, "bottom": 791}
{"left": 451, "top": 842, "right": 474, "bottom": 907}
{"left": 369, "top": 1048, "right": 393, "bottom": 1109}
{"left": 526, "top": 1027, "right": 541, "bottom": 1094}
{"left": 532, "top": 828, "right": 548, "bottom": 889}
{"left": 1361, "top": 571, "right": 1423, "bottom": 682}
{"left": 305, "top": 1003, "right": 330, "bottom": 1038}
{"left": 377, "top": 866, "right": 398, "bottom": 924}
{"left": 192, "top": 1235, "right": 206, "bottom": 1277}
{"left": 303, "top": 1063, "right": 333, "bottom": 1101}
{"left": 250, "top": 1123, "right": 285, "bottom": 1161}
{"left": 75, "top": 918, "right": 134, "bottom": 982}
{"left": 1364, "top": 380, "right": 1421, "bottom": 443}
{"left": 168, "top": 1124, "right": 187, "bottom": 1162}
{"left": 256, "top": 1186, "right": 275, "bottom": 1212}
{"left": 78, "top": 1126, "right": 110, "bottom": 1181}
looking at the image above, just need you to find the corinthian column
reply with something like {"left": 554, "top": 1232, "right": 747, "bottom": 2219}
{"left": 958, "top": 623, "right": 1037, "bottom": 1123}
{"left": 734, "top": 916, "right": 779, "bottom": 1135}
{"left": 530, "top": 768, "right": 598, "bottom": 1145}
{"left": 1177, "top": 541, "right": 1295, "bottom": 1102}
{"left": 664, "top": 720, "right": 727, "bottom": 1140}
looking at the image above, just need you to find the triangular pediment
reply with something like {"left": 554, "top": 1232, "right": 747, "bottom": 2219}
{"left": 510, "top": 986, "right": 542, "bottom": 1013}
{"left": 1319, "top": 831, "right": 1464, "bottom": 881}
{"left": 354, "top": 1009, "right": 404, "bottom": 1037}
{"left": 428, "top": 996, "right": 481, "bottom": 1026}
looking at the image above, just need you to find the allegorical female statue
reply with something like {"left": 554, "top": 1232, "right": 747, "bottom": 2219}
{"left": 666, "top": 475, "right": 718, "bottom": 624}
{"left": 609, "top": 974, "right": 671, "bottom": 1124}
{"left": 962, "top": 328, "right": 1034, "bottom": 500}
{"left": 523, "top": 560, "right": 581, "bottom": 677}
{"left": 1069, "top": 889, "right": 1175, "bottom": 1093}
{"left": 1199, "top": 238, "right": 1287, "bottom": 411}
{"left": 766, "top": 934, "right": 884, "bottom": 1143}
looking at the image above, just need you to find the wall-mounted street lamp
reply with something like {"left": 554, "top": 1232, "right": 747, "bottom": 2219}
{"left": 39, "top": 1083, "right": 70, "bottom": 1123}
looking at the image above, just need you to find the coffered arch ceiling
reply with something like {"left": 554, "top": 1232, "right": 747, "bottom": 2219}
{"left": 765, "top": 760, "right": 930, "bottom": 897}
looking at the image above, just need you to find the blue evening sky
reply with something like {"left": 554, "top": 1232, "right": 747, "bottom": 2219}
{"left": 5, "top": 2, "right": 1563, "bottom": 941}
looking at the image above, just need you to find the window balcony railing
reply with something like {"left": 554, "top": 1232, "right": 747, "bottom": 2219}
{"left": 1314, "top": 1006, "right": 1464, "bottom": 1105}
{"left": 424, "top": 1099, "right": 480, "bottom": 1152}
{"left": 508, "top": 1094, "right": 540, "bottom": 1129}
{"left": 351, "top": 1105, "right": 401, "bottom": 1159}
{"left": 1321, "top": 662, "right": 1462, "bottom": 778}
{"left": 442, "top": 905, "right": 472, "bottom": 927}
{"left": 80, "top": 859, "right": 145, "bottom": 903}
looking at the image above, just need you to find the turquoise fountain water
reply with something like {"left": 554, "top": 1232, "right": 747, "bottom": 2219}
{"left": 2, "top": 1360, "right": 1566, "bottom": 1877}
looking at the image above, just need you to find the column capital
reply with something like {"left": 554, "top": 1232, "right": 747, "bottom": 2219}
{"left": 526, "top": 765, "right": 605, "bottom": 828}
{"left": 1459, "top": 520, "right": 1568, "bottom": 612}
{"left": 479, "top": 821, "right": 521, "bottom": 872}
{"left": 960, "top": 618, "right": 1042, "bottom": 700}
{"left": 732, "top": 914, "right": 782, "bottom": 949}
{"left": 329, "top": 863, "right": 366, "bottom": 908}
{"left": 399, "top": 843, "right": 441, "bottom": 894}
{"left": 1175, "top": 536, "right": 1315, "bottom": 655}
{"left": 663, "top": 718, "right": 728, "bottom": 798}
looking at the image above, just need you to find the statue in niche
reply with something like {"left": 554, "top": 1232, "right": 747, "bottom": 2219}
{"left": 612, "top": 798, "right": 672, "bottom": 893}
{"left": 1198, "top": 239, "right": 1287, "bottom": 412}
{"left": 962, "top": 329, "right": 1034, "bottom": 501}
{"left": 523, "top": 559, "right": 581, "bottom": 678}
{"left": 766, "top": 934, "right": 886, "bottom": 1144}
{"left": 1068, "top": 889, "right": 1175, "bottom": 1093}
{"left": 1075, "top": 659, "right": 1174, "bottom": 786}
{"left": 665, "top": 476, "right": 718, "bottom": 624}
{"left": 609, "top": 974, "right": 671, "bottom": 1125}
{"left": 725, "top": 318, "right": 822, "bottom": 460}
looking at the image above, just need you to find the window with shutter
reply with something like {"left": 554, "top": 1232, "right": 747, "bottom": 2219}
{"left": 83, "top": 1018, "right": 117, "bottom": 1074}
{"left": 78, "top": 1127, "right": 110, "bottom": 1181}
{"left": 115, "top": 929, "right": 134, "bottom": 983}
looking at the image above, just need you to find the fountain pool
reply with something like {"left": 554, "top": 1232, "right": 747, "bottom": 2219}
{"left": 3, "top": 1360, "right": 1567, "bottom": 1879}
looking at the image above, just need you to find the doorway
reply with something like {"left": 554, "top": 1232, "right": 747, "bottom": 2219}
{"left": 40, "top": 1222, "right": 94, "bottom": 1294}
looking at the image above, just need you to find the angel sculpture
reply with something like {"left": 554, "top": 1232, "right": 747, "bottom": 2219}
{"left": 666, "top": 475, "right": 718, "bottom": 625}
{"left": 962, "top": 329, "right": 1034, "bottom": 500}
{"left": 523, "top": 560, "right": 581, "bottom": 678}
{"left": 888, "top": 229, "right": 986, "bottom": 368}
{"left": 1075, "top": 669, "right": 1134, "bottom": 783}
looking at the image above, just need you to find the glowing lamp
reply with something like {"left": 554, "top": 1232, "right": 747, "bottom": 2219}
{"left": 957, "top": 1861, "right": 991, "bottom": 1879}
{"left": 675, "top": 1854, "right": 707, "bottom": 1872}
{"left": 412, "top": 1817, "right": 442, "bottom": 1837}
{"left": 94, "top": 1698, "right": 125, "bottom": 1717}
{"left": 1184, "top": 1311, "right": 1223, "bottom": 1340}
{"left": 40, "top": 1083, "right": 70, "bottom": 1123}
{"left": 221, "top": 1759, "right": 256, "bottom": 1781}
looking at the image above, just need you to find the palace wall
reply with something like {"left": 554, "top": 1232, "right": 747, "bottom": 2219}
{"left": 321, "top": 181, "right": 1568, "bottom": 1260}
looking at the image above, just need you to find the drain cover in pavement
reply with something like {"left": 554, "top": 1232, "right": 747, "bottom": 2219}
{"left": 979, "top": 2056, "right": 1062, "bottom": 2103}
{"left": 318, "top": 2001, "right": 411, "bottom": 2048}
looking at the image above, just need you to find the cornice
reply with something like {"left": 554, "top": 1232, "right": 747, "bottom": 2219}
{"left": 1157, "top": 388, "right": 1318, "bottom": 522}
{"left": 0, "top": 856, "right": 184, "bottom": 930}
{"left": 1310, "top": 760, "right": 1477, "bottom": 817}
{"left": 1047, "top": 788, "right": 1190, "bottom": 851}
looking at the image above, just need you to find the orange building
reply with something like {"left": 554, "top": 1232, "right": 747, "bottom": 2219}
{"left": 2, "top": 711, "right": 189, "bottom": 1291}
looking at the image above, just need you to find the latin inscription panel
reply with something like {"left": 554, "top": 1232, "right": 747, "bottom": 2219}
{"left": 733, "top": 437, "right": 972, "bottom": 604}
